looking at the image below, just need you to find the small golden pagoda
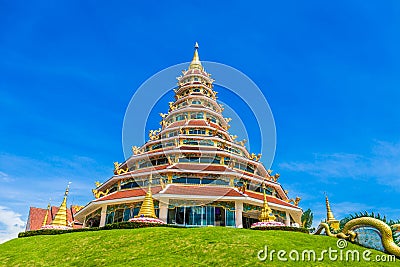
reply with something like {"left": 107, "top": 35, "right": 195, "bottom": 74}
{"left": 51, "top": 183, "right": 70, "bottom": 227}
{"left": 42, "top": 203, "right": 50, "bottom": 227}
{"left": 325, "top": 194, "right": 340, "bottom": 230}
{"left": 136, "top": 175, "right": 157, "bottom": 219}
{"left": 259, "top": 183, "right": 276, "bottom": 222}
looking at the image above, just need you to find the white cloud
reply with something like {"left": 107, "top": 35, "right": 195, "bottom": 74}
{"left": 0, "top": 206, "right": 26, "bottom": 244}
{"left": 279, "top": 140, "right": 400, "bottom": 189}
{"left": 0, "top": 171, "right": 13, "bottom": 182}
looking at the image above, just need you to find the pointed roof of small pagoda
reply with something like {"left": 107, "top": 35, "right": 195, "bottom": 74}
{"left": 51, "top": 183, "right": 70, "bottom": 226}
{"left": 258, "top": 183, "right": 276, "bottom": 222}
{"left": 189, "top": 42, "right": 203, "bottom": 71}
{"left": 325, "top": 194, "right": 336, "bottom": 221}
{"left": 136, "top": 174, "right": 157, "bottom": 218}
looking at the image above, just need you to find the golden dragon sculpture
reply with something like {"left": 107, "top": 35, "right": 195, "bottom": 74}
{"left": 114, "top": 162, "right": 128, "bottom": 175}
{"left": 314, "top": 217, "right": 400, "bottom": 257}
{"left": 285, "top": 196, "right": 301, "bottom": 206}
{"left": 92, "top": 181, "right": 109, "bottom": 199}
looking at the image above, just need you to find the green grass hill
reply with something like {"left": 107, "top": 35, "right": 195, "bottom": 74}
{"left": 0, "top": 227, "right": 397, "bottom": 266}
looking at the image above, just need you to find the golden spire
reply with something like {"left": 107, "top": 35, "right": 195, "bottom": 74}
{"left": 42, "top": 203, "right": 51, "bottom": 227}
{"left": 325, "top": 194, "right": 336, "bottom": 221}
{"left": 259, "top": 183, "right": 276, "bottom": 222}
{"left": 51, "top": 183, "right": 70, "bottom": 226}
{"left": 189, "top": 42, "right": 203, "bottom": 71}
{"left": 136, "top": 173, "right": 157, "bottom": 218}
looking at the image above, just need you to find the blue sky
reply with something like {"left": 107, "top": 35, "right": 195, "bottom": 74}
{"left": 1, "top": 1, "right": 400, "bottom": 242}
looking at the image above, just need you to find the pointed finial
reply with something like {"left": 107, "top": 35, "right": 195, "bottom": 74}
{"left": 189, "top": 42, "right": 203, "bottom": 70}
{"left": 325, "top": 194, "right": 336, "bottom": 221}
{"left": 51, "top": 183, "right": 71, "bottom": 227}
{"left": 42, "top": 202, "right": 51, "bottom": 227}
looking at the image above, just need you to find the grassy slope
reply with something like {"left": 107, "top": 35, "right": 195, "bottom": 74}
{"left": 0, "top": 227, "right": 397, "bottom": 266}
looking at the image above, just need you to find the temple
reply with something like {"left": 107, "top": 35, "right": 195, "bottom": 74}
{"left": 26, "top": 185, "right": 83, "bottom": 231}
{"left": 30, "top": 44, "right": 303, "bottom": 229}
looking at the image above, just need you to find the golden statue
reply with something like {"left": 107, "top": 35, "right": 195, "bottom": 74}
{"left": 132, "top": 146, "right": 144, "bottom": 155}
{"left": 159, "top": 113, "right": 168, "bottom": 119}
{"left": 237, "top": 180, "right": 247, "bottom": 193}
{"left": 249, "top": 153, "right": 261, "bottom": 162}
{"left": 237, "top": 139, "right": 247, "bottom": 146}
{"left": 92, "top": 188, "right": 110, "bottom": 199}
{"left": 149, "top": 129, "right": 161, "bottom": 140}
{"left": 271, "top": 173, "right": 280, "bottom": 182}
{"left": 95, "top": 181, "right": 103, "bottom": 187}
{"left": 286, "top": 196, "right": 301, "bottom": 206}
{"left": 169, "top": 102, "right": 176, "bottom": 111}
{"left": 259, "top": 183, "right": 276, "bottom": 222}
{"left": 114, "top": 162, "right": 128, "bottom": 175}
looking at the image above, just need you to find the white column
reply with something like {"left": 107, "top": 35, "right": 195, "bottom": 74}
{"left": 159, "top": 199, "right": 169, "bottom": 223}
{"left": 99, "top": 205, "right": 107, "bottom": 227}
{"left": 235, "top": 201, "right": 243, "bottom": 228}
{"left": 285, "top": 211, "right": 291, "bottom": 226}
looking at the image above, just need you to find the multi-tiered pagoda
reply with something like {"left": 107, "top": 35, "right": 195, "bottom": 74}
{"left": 74, "top": 44, "right": 302, "bottom": 228}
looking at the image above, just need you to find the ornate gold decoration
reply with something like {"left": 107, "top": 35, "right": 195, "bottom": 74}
{"left": 225, "top": 117, "right": 232, "bottom": 123}
{"left": 237, "top": 180, "right": 247, "bottom": 193}
{"left": 314, "top": 223, "right": 357, "bottom": 242}
{"left": 267, "top": 169, "right": 273, "bottom": 175}
{"left": 248, "top": 153, "right": 261, "bottom": 162}
{"left": 169, "top": 102, "right": 177, "bottom": 111}
{"left": 189, "top": 42, "right": 203, "bottom": 71}
{"left": 72, "top": 205, "right": 84, "bottom": 212}
{"left": 271, "top": 173, "right": 280, "bottom": 182}
{"left": 92, "top": 187, "right": 110, "bottom": 199}
{"left": 51, "top": 183, "right": 71, "bottom": 227}
{"left": 42, "top": 203, "right": 50, "bottom": 227}
{"left": 284, "top": 190, "right": 289, "bottom": 195}
{"left": 136, "top": 174, "right": 157, "bottom": 218}
{"left": 95, "top": 181, "right": 103, "bottom": 187}
{"left": 131, "top": 146, "right": 144, "bottom": 155}
{"left": 286, "top": 197, "right": 301, "bottom": 206}
{"left": 325, "top": 195, "right": 340, "bottom": 230}
{"left": 230, "top": 135, "right": 238, "bottom": 140}
{"left": 259, "top": 183, "right": 276, "bottom": 222}
{"left": 149, "top": 129, "right": 161, "bottom": 140}
{"left": 159, "top": 113, "right": 168, "bottom": 119}
{"left": 114, "top": 162, "right": 128, "bottom": 175}
{"left": 315, "top": 217, "right": 400, "bottom": 258}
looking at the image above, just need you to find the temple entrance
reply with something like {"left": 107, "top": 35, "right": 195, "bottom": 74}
{"left": 86, "top": 215, "right": 100, "bottom": 227}
{"left": 167, "top": 205, "right": 234, "bottom": 226}
{"left": 214, "top": 207, "right": 225, "bottom": 226}
{"left": 242, "top": 215, "right": 258, "bottom": 229}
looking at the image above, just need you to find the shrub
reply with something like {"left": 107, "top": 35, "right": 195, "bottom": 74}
{"left": 250, "top": 226, "right": 309, "bottom": 233}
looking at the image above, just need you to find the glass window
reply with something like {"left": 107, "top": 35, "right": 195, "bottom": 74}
{"left": 186, "top": 178, "right": 201, "bottom": 184}
{"left": 213, "top": 156, "right": 221, "bottom": 164}
{"left": 123, "top": 209, "right": 131, "bottom": 221}
{"left": 132, "top": 207, "right": 140, "bottom": 217}
{"left": 201, "top": 178, "right": 214, "bottom": 184}
{"left": 167, "top": 209, "right": 176, "bottom": 224}
{"left": 199, "top": 140, "right": 213, "bottom": 146}
{"left": 106, "top": 212, "right": 114, "bottom": 225}
{"left": 206, "top": 206, "right": 215, "bottom": 225}
{"left": 190, "top": 112, "right": 204, "bottom": 119}
{"left": 114, "top": 209, "right": 124, "bottom": 223}
{"left": 226, "top": 209, "right": 235, "bottom": 226}
{"left": 176, "top": 207, "right": 185, "bottom": 225}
